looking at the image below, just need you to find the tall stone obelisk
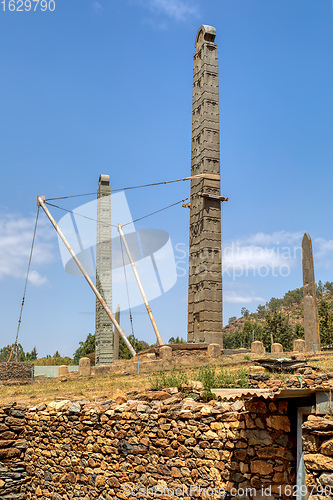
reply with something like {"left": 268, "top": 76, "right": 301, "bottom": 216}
{"left": 95, "top": 174, "right": 113, "bottom": 366}
{"left": 187, "top": 25, "right": 223, "bottom": 346}
{"left": 302, "top": 233, "right": 321, "bottom": 353}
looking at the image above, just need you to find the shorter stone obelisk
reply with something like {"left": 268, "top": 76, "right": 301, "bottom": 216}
{"left": 302, "top": 233, "right": 321, "bottom": 353}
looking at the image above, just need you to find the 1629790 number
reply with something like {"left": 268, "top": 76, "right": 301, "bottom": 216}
{"left": 1, "top": 0, "right": 55, "bottom": 11}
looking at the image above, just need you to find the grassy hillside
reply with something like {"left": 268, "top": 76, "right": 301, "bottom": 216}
{"left": 223, "top": 282, "right": 333, "bottom": 351}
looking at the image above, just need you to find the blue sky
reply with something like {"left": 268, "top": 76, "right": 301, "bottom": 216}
{"left": 1, "top": 0, "right": 333, "bottom": 357}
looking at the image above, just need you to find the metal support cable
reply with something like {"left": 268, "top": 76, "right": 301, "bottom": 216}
{"left": 119, "top": 236, "right": 135, "bottom": 339}
{"left": 10, "top": 207, "right": 40, "bottom": 361}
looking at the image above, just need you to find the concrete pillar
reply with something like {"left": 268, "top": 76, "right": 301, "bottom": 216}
{"left": 251, "top": 341, "right": 266, "bottom": 355}
{"left": 302, "top": 233, "right": 321, "bottom": 353}
{"left": 271, "top": 343, "right": 283, "bottom": 354}
{"left": 294, "top": 339, "right": 306, "bottom": 353}
{"left": 207, "top": 343, "right": 221, "bottom": 358}
{"left": 58, "top": 365, "right": 69, "bottom": 377}
{"left": 79, "top": 357, "right": 91, "bottom": 376}
{"left": 187, "top": 25, "right": 223, "bottom": 347}
{"left": 95, "top": 174, "right": 113, "bottom": 366}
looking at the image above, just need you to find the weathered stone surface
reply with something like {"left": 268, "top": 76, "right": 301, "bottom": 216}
{"left": 187, "top": 25, "right": 223, "bottom": 347}
{"left": 302, "top": 433, "right": 322, "bottom": 452}
{"left": 303, "top": 420, "right": 333, "bottom": 433}
{"left": 251, "top": 341, "right": 265, "bottom": 355}
{"left": 207, "top": 343, "right": 221, "bottom": 358}
{"left": 266, "top": 416, "right": 291, "bottom": 432}
{"left": 302, "top": 233, "right": 321, "bottom": 352}
{"left": 304, "top": 453, "right": 333, "bottom": 470}
{"left": 318, "top": 472, "right": 333, "bottom": 486}
{"left": 271, "top": 343, "right": 283, "bottom": 354}
{"left": 321, "top": 438, "right": 333, "bottom": 456}
{"left": 251, "top": 461, "right": 273, "bottom": 475}
{"left": 159, "top": 346, "right": 172, "bottom": 361}
{"left": 58, "top": 365, "right": 69, "bottom": 377}
{"left": 247, "top": 430, "right": 273, "bottom": 446}
{"left": 0, "top": 362, "right": 34, "bottom": 383}
{"left": 0, "top": 391, "right": 297, "bottom": 499}
{"left": 294, "top": 339, "right": 306, "bottom": 353}
{"left": 95, "top": 174, "right": 113, "bottom": 366}
{"left": 112, "top": 389, "right": 127, "bottom": 404}
{"left": 79, "top": 357, "right": 91, "bottom": 376}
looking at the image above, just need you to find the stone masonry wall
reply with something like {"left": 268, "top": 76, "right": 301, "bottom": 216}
{"left": 0, "top": 393, "right": 296, "bottom": 500}
{"left": 303, "top": 414, "right": 333, "bottom": 495}
{"left": 0, "top": 362, "right": 34, "bottom": 383}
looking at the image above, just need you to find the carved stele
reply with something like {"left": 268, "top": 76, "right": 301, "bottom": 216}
{"left": 187, "top": 25, "right": 223, "bottom": 346}
{"left": 95, "top": 175, "right": 113, "bottom": 366}
{"left": 302, "top": 233, "right": 321, "bottom": 353}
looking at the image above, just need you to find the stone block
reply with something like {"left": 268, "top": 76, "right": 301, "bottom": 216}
{"left": 251, "top": 341, "right": 265, "bottom": 355}
{"left": 58, "top": 365, "right": 69, "bottom": 377}
{"left": 271, "top": 343, "right": 283, "bottom": 354}
{"left": 207, "top": 343, "right": 221, "bottom": 358}
{"left": 79, "top": 357, "right": 91, "bottom": 376}
{"left": 294, "top": 339, "right": 306, "bottom": 353}
{"left": 160, "top": 346, "right": 172, "bottom": 361}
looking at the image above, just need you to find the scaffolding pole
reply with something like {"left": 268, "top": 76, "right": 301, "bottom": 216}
{"left": 117, "top": 223, "right": 163, "bottom": 346}
{"left": 37, "top": 196, "right": 136, "bottom": 357}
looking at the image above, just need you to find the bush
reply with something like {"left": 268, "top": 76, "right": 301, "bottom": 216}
{"left": 150, "top": 367, "right": 188, "bottom": 391}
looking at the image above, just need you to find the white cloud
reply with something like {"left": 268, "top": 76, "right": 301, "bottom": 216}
{"left": 136, "top": 0, "right": 199, "bottom": 23}
{"left": 241, "top": 230, "right": 304, "bottom": 247}
{"left": 0, "top": 213, "right": 55, "bottom": 286}
{"left": 314, "top": 237, "right": 333, "bottom": 259}
{"left": 224, "top": 290, "right": 265, "bottom": 304}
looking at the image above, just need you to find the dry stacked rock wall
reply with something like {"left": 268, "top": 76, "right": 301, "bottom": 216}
{"left": 0, "top": 363, "right": 34, "bottom": 384}
{"left": 303, "top": 415, "right": 333, "bottom": 494}
{"left": 0, "top": 403, "right": 28, "bottom": 499}
{"left": 0, "top": 394, "right": 296, "bottom": 499}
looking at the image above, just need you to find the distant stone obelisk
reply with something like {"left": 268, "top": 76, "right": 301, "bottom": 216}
{"left": 95, "top": 175, "right": 113, "bottom": 366}
{"left": 187, "top": 25, "right": 223, "bottom": 346}
{"left": 302, "top": 233, "right": 321, "bottom": 353}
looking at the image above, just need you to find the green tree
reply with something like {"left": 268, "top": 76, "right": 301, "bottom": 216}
{"left": 73, "top": 333, "right": 95, "bottom": 364}
{"left": 266, "top": 297, "right": 283, "bottom": 312}
{"left": 168, "top": 336, "right": 185, "bottom": 344}
{"left": 282, "top": 288, "right": 303, "bottom": 307}
{"left": 316, "top": 280, "right": 324, "bottom": 298}
{"left": 228, "top": 316, "right": 237, "bottom": 324}
{"left": 256, "top": 304, "right": 266, "bottom": 318}
{"left": 318, "top": 299, "right": 333, "bottom": 346}
{"left": 240, "top": 307, "right": 249, "bottom": 318}
{"left": 261, "top": 311, "right": 294, "bottom": 351}
{"left": 119, "top": 334, "right": 150, "bottom": 360}
{"left": 0, "top": 344, "right": 26, "bottom": 362}
{"left": 324, "top": 282, "right": 333, "bottom": 294}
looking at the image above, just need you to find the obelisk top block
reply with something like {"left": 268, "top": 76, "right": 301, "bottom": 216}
{"left": 99, "top": 174, "right": 110, "bottom": 187}
{"left": 195, "top": 25, "right": 216, "bottom": 49}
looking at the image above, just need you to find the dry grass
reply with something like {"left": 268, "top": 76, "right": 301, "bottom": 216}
{"left": 4, "top": 353, "right": 319, "bottom": 406}
{"left": 0, "top": 358, "right": 254, "bottom": 405}
{"left": 308, "top": 353, "right": 333, "bottom": 373}
{"left": 0, "top": 372, "right": 152, "bottom": 405}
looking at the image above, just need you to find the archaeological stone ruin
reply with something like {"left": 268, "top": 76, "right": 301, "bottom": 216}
{"left": 188, "top": 25, "right": 224, "bottom": 348}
